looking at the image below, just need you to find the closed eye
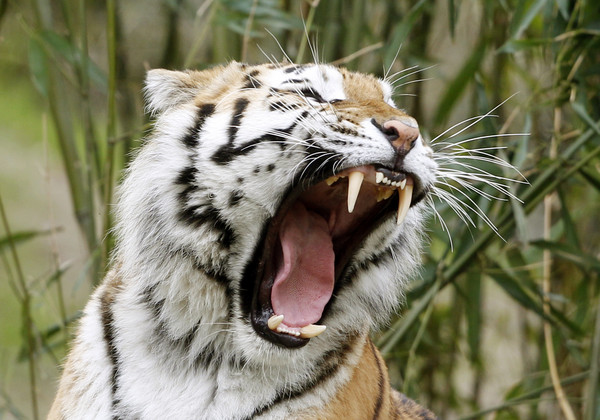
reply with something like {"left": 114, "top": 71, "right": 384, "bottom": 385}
{"left": 299, "top": 87, "right": 327, "bottom": 103}
{"left": 298, "top": 88, "right": 343, "bottom": 105}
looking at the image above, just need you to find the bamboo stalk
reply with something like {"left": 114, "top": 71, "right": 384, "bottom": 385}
{"left": 586, "top": 294, "right": 600, "bottom": 420}
{"left": 241, "top": 0, "right": 259, "bottom": 62}
{"left": 0, "top": 195, "right": 39, "bottom": 420}
{"left": 460, "top": 371, "right": 590, "bottom": 420}
{"left": 102, "top": 0, "right": 118, "bottom": 277}
{"left": 543, "top": 108, "right": 576, "bottom": 420}
{"left": 296, "top": 0, "right": 320, "bottom": 63}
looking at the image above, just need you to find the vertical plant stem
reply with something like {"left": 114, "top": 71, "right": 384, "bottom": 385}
{"left": 183, "top": 0, "right": 215, "bottom": 68}
{"left": 0, "top": 194, "right": 39, "bottom": 420}
{"left": 43, "top": 112, "right": 69, "bottom": 340}
{"left": 296, "top": 0, "right": 320, "bottom": 63}
{"left": 402, "top": 285, "right": 436, "bottom": 394}
{"left": 102, "top": 0, "right": 118, "bottom": 276}
{"left": 586, "top": 291, "right": 600, "bottom": 420}
{"left": 29, "top": 0, "right": 98, "bottom": 267}
{"left": 79, "top": 0, "right": 101, "bottom": 187}
{"left": 241, "top": 0, "right": 259, "bottom": 62}
{"left": 543, "top": 107, "right": 576, "bottom": 420}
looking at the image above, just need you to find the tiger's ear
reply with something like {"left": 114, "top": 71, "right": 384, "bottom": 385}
{"left": 144, "top": 69, "right": 202, "bottom": 115}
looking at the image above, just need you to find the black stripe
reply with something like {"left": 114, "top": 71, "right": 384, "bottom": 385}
{"left": 175, "top": 166, "right": 197, "bottom": 186}
{"left": 177, "top": 202, "right": 236, "bottom": 249}
{"left": 181, "top": 103, "right": 216, "bottom": 148}
{"left": 284, "top": 78, "right": 310, "bottom": 84}
{"left": 229, "top": 190, "right": 244, "bottom": 206}
{"left": 100, "top": 288, "right": 123, "bottom": 420}
{"left": 140, "top": 283, "right": 225, "bottom": 373}
{"left": 369, "top": 340, "right": 385, "bottom": 420}
{"left": 284, "top": 65, "right": 306, "bottom": 74}
{"left": 244, "top": 70, "right": 261, "bottom": 89}
{"left": 242, "top": 334, "right": 358, "bottom": 419}
{"left": 269, "top": 101, "right": 300, "bottom": 112}
{"left": 212, "top": 120, "right": 297, "bottom": 165}
{"left": 212, "top": 98, "right": 250, "bottom": 165}
{"left": 229, "top": 98, "right": 249, "bottom": 142}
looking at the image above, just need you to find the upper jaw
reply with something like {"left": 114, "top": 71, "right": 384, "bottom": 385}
{"left": 245, "top": 161, "right": 429, "bottom": 349}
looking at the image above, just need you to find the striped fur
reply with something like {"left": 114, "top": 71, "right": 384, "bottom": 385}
{"left": 50, "top": 62, "right": 437, "bottom": 419}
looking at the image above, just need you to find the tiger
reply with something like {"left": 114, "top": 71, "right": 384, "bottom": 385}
{"left": 48, "top": 61, "right": 440, "bottom": 419}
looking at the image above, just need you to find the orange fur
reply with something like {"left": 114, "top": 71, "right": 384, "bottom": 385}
{"left": 299, "top": 338, "right": 436, "bottom": 420}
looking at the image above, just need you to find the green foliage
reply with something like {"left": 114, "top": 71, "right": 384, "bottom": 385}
{"left": 1, "top": 0, "right": 599, "bottom": 418}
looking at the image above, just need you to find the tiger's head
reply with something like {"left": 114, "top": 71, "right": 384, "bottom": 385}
{"left": 117, "top": 61, "right": 437, "bottom": 365}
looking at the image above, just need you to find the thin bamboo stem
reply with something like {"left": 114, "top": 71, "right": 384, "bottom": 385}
{"left": 296, "top": 0, "right": 320, "bottom": 63}
{"left": 241, "top": 0, "right": 259, "bottom": 62}
{"left": 102, "top": 0, "right": 118, "bottom": 277}
{"left": 543, "top": 108, "right": 576, "bottom": 420}
{"left": 0, "top": 194, "right": 39, "bottom": 420}
{"left": 42, "top": 112, "right": 69, "bottom": 341}
{"left": 586, "top": 293, "right": 600, "bottom": 420}
{"left": 460, "top": 371, "right": 590, "bottom": 420}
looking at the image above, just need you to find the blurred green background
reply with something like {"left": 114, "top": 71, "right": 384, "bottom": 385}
{"left": 1, "top": 0, "right": 599, "bottom": 419}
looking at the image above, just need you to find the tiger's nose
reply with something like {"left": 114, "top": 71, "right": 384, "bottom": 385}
{"left": 377, "top": 118, "right": 420, "bottom": 153}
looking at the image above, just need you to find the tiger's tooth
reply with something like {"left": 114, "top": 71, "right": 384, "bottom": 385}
{"left": 299, "top": 324, "right": 327, "bottom": 339}
{"left": 325, "top": 175, "right": 339, "bottom": 186}
{"left": 347, "top": 171, "right": 364, "bottom": 213}
{"left": 381, "top": 188, "right": 394, "bottom": 201}
{"left": 396, "top": 183, "right": 413, "bottom": 225}
{"left": 399, "top": 179, "right": 407, "bottom": 190}
{"left": 267, "top": 314, "right": 284, "bottom": 330}
{"left": 375, "top": 172, "right": 384, "bottom": 184}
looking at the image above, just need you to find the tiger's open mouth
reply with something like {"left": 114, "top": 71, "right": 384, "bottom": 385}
{"left": 246, "top": 165, "right": 424, "bottom": 348}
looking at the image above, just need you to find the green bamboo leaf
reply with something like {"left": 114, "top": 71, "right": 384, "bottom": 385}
{"left": 44, "top": 263, "right": 72, "bottom": 290}
{"left": 28, "top": 38, "right": 48, "bottom": 97}
{"left": 465, "top": 269, "right": 481, "bottom": 362}
{"left": 461, "top": 372, "right": 590, "bottom": 419}
{"left": 383, "top": 0, "right": 428, "bottom": 68}
{"left": 508, "top": 0, "right": 549, "bottom": 39}
{"left": 488, "top": 269, "right": 540, "bottom": 313}
{"left": 38, "top": 30, "right": 107, "bottom": 89}
{"left": 530, "top": 239, "right": 600, "bottom": 271}
{"left": 572, "top": 101, "right": 600, "bottom": 135}
{"left": 579, "top": 166, "right": 600, "bottom": 192}
{"left": 557, "top": 188, "right": 580, "bottom": 249}
{"left": 0, "top": 229, "right": 56, "bottom": 252}
{"left": 434, "top": 41, "right": 486, "bottom": 125}
{"left": 497, "top": 38, "right": 552, "bottom": 53}
{"left": 555, "top": 0, "right": 569, "bottom": 20}
{"left": 17, "top": 312, "right": 81, "bottom": 362}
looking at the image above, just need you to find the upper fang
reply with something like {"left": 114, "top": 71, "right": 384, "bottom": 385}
{"left": 347, "top": 171, "right": 365, "bottom": 213}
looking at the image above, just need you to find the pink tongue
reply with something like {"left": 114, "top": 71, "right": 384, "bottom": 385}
{"left": 271, "top": 202, "right": 335, "bottom": 328}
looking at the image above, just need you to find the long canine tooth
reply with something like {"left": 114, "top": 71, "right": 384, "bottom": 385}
{"left": 268, "top": 314, "right": 284, "bottom": 330}
{"left": 347, "top": 171, "right": 364, "bottom": 213}
{"left": 397, "top": 183, "right": 413, "bottom": 225}
{"left": 300, "top": 324, "right": 327, "bottom": 339}
{"left": 325, "top": 175, "right": 339, "bottom": 186}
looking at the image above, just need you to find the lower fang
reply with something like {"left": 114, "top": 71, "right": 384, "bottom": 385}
{"left": 268, "top": 314, "right": 284, "bottom": 330}
{"left": 300, "top": 324, "right": 326, "bottom": 339}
